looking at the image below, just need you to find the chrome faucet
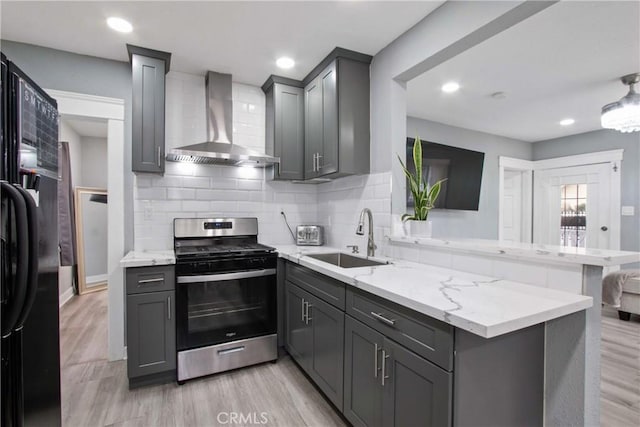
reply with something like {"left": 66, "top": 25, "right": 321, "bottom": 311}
{"left": 356, "top": 208, "right": 377, "bottom": 257}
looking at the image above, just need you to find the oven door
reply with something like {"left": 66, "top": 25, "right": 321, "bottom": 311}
{"left": 176, "top": 268, "right": 277, "bottom": 351}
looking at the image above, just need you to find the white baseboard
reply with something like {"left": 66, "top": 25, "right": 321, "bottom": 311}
{"left": 59, "top": 286, "right": 74, "bottom": 308}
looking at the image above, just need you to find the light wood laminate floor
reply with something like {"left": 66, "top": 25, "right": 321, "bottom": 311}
{"left": 61, "top": 291, "right": 639, "bottom": 426}
{"left": 60, "top": 291, "right": 345, "bottom": 427}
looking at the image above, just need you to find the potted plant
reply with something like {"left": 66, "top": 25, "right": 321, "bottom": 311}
{"left": 397, "top": 136, "right": 446, "bottom": 237}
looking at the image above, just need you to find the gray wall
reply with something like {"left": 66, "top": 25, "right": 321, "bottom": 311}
{"left": 533, "top": 129, "right": 640, "bottom": 259}
{"left": 0, "top": 40, "right": 134, "bottom": 252}
{"left": 406, "top": 116, "right": 532, "bottom": 239}
{"left": 80, "top": 137, "right": 108, "bottom": 189}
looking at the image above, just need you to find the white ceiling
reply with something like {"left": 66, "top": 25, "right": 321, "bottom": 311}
{"left": 0, "top": 1, "right": 443, "bottom": 85}
{"left": 406, "top": 1, "right": 640, "bottom": 142}
{"left": 63, "top": 117, "right": 108, "bottom": 138}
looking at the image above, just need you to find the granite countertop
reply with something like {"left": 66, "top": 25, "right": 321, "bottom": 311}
{"left": 387, "top": 235, "right": 640, "bottom": 267}
{"left": 120, "top": 250, "right": 176, "bottom": 268}
{"left": 274, "top": 245, "right": 592, "bottom": 339}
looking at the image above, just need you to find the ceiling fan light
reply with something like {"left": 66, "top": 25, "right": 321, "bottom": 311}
{"left": 601, "top": 73, "right": 640, "bottom": 133}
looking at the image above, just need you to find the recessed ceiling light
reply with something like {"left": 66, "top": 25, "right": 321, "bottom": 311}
{"left": 441, "top": 82, "right": 460, "bottom": 93}
{"left": 560, "top": 118, "right": 575, "bottom": 126}
{"left": 276, "top": 57, "right": 295, "bottom": 69}
{"left": 107, "top": 17, "right": 133, "bottom": 33}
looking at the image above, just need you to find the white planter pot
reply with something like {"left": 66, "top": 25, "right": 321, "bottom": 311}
{"left": 408, "top": 220, "right": 432, "bottom": 238}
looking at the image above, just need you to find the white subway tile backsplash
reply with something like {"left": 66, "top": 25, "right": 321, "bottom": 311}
{"left": 238, "top": 179, "right": 262, "bottom": 191}
{"left": 209, "top": 178, "right": 238, "bottom": 190}
{"left": 167, "top": 188, "right": 195, "bottom": 200}
{"left": 210, "top": 201, "right": 238, "bottom": 212}
{"left": 136, "top": 187, "right": 167, "bottom": 200}
{"left": 181, "top": 176, "right": 211, "bottom": 188}
{"left": 182, "top": 200, "right": 211, "bottom": 211}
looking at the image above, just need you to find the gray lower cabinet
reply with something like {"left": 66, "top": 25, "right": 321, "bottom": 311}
{"left": 382, "top": 336, "right": 452, "bottom": 427}
{"left": 344, "top": 316, "right": 452, "bottom": 427}
{"left": 344, "top": 315, "right": 385, "bottom": 427}
{"left": 264, "top": 79, "right": 305, "bottom": 180}
{"left": 125, "top": 264, "right": 176, "bottom": 388}
{"left": 128, "top": 45, "right": 171, "bottom": 174}
{"left": 285, "top": 261, "right": 544, "bottom": 426}
{"left": 285, "top": 281, "right": 312, "bottom": 365}
{"left": 285, "top": 281, "right": 344, "bottom": 410}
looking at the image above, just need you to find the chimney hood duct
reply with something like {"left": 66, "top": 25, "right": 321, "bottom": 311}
{"left": 166, "top": 71, "right": 279, "bottom": 167}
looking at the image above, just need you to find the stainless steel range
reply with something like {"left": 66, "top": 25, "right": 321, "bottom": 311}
{"left": 174, "top": 217, "right": 278, "bottom": 383}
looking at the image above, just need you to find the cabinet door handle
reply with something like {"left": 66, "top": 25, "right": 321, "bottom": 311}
{"left": 167, "top": 296, "right": 171, "bottom": 320}
{"left": 301, "top": 298, "right": 306, "bottom": 322}
{"left": 381, "top": 349, "right": 390, "bottom": 386}
{"left": 157, "top": 146, "right": 162, "bottom": 167}
{"left": 317, "top": 154, "right": 322, "bottom": 170}
{"left": 371, "top": 312, "right": 396, "bottom": 327}
{"left": 138, "top": 277, "right": 164, "bottom": 284}
{"left": 374, "top": 343, "right": 380, "bottom": 378}
{"left": 306, "top": 303, "right": 312, "bottom": 324}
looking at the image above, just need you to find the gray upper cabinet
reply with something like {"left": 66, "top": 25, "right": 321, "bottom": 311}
{"left": 128, "top": 45, "right": 171, "bottom": 174}
{"left": 304, "top": 55, "right": 371, "bottom": 180}
{"left": 264, "top": 78, "right": 305, "bottom": 180}
{"left": 304, "top": 75, "right": 323, "bottom": 178}
{"left": 262, "top": 48, "right": 371, "bottom": 181}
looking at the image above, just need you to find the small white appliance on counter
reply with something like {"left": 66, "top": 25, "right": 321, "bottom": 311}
{"left": 296, "top": 225, "right": 324, "bottom": 246}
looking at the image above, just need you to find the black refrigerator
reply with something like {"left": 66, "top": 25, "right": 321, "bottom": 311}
{"left": 1, "top": 52, "right": 61, "bottom": 427}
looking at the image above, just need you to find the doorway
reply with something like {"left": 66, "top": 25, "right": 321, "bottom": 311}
{"left": 499, "top": 150, "right": 622, "bottom": 251}
{"left": 46, "top": 89, "right": 126, "bottom": 361}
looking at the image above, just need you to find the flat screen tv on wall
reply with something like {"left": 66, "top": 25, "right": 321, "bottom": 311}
{"left": 406, "top": 138, "right": 485, "bottom": 211}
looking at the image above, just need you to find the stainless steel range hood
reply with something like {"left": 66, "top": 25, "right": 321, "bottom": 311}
{"left": 166, "top": 71, "right": 279, "bottom": 167}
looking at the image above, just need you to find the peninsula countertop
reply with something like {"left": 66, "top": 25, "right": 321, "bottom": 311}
{"left": 274, "top": 245, "right": 592, "bottom": 339}
{"left": 387, "top": 235, "right": 640, "bottom": 267}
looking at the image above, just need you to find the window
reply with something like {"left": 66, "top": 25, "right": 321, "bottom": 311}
{"left": 560, "top": 184, "right": 587, "bottom": 248}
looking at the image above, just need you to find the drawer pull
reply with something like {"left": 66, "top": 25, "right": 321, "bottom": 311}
{"left": 218, "top": 346, "right": 245, "bottom": 355}
{"left": 138, "top": 277, "right": 164, "bottom": 284}
{"left": 371, "top": 312, "right": 396, "bottom": 327}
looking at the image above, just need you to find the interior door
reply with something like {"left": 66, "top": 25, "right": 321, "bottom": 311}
{"left": 533, "top": 163, "right": 612, "bottom": 249}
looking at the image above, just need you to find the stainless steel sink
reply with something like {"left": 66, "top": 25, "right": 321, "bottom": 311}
{"left": 306, "top": 252, "right": 390, "bottom": 268}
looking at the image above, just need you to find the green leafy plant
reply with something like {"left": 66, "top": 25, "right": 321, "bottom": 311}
{"left": 397, "top": 137, "right": 447, "bottom": 222}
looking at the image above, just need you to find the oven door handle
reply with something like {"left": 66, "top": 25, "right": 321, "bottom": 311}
{"left": 177, "top": 268, "right": 277, "bottom": 284}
